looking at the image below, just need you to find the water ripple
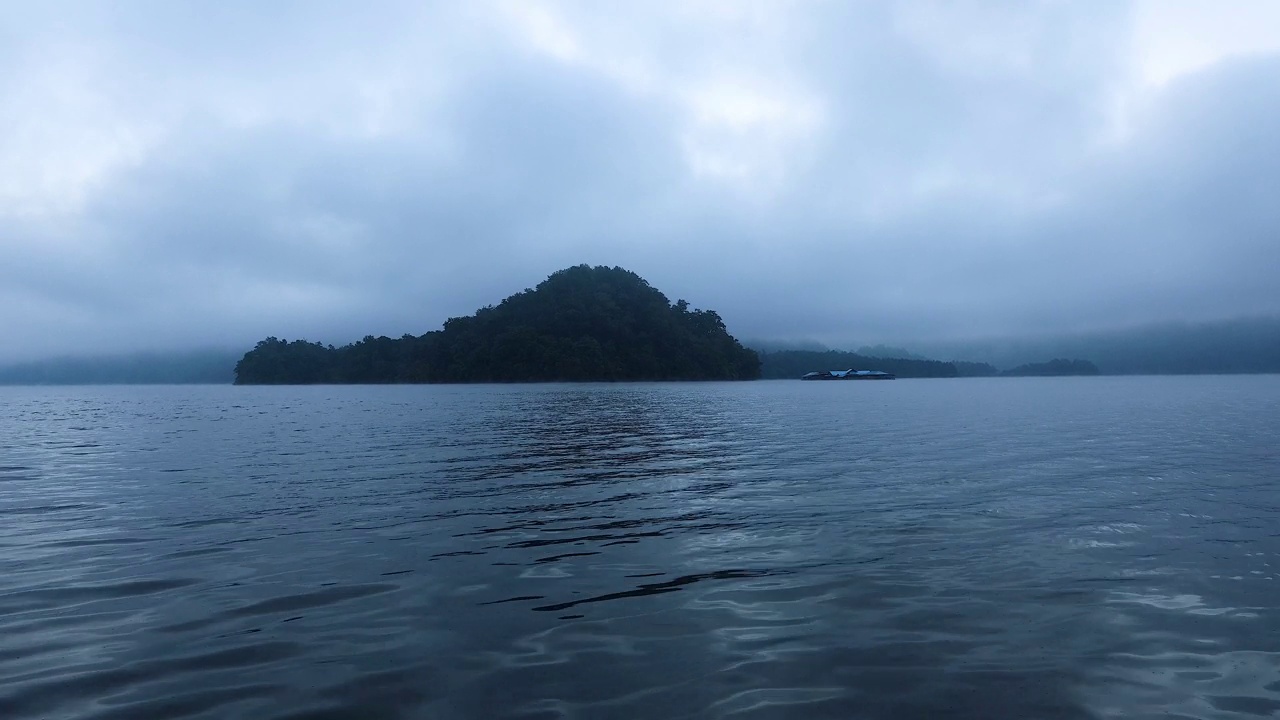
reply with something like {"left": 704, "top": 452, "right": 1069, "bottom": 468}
{"left": 0, "top": 378, "right": 1276, "bottom": 719}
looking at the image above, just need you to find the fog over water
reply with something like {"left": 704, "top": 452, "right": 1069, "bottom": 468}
{"left": 4, "top": 2, "right": 1280, "bottom": 363}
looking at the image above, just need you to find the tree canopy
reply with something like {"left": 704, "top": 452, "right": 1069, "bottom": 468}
{"left": 234, "top": 265, "right": 760, "bottom": 384}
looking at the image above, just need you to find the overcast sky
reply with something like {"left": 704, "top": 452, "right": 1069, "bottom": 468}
{"left": 3, "top": 0, "right": 1279, "bottom": 361}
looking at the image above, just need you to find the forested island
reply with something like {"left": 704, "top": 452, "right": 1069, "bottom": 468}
{"left": 234, "top": 265, "right": 761, "bottom": 384}
{"left": 30, "top": 266, "right": 1253, "bottom": 385}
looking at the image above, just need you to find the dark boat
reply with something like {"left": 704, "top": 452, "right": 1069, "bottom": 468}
{"left": 801, "top": 369, "right": 896, "bottom": 380}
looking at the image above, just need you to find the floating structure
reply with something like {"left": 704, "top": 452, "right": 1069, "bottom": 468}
{"left": 801, "top": 369, "right": 896, "bottom": 380}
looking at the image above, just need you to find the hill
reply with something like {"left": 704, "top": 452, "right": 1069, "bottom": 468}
{"left": 856, "top": 344, "right": 929, "bottom": 361}
{"left": 1001, "top": 358, "right": 1100, "bottom": 377}
{"left": 912, "top": 317, "right": 1280, "bottom": 375}
{"left": 234, "top": 265, "right": 760, "bottom": 384}
{"left": 758, "top": 350, "right": 958, "bottom": 379}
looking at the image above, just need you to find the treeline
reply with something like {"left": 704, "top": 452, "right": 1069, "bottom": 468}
{"left": 953, "top": 360, "right": 999, "bottom": 377}
{"left": 232, "top": 336, "right": 429, "bottom": 384}
{"left": 758, "top": 350, "right": 959, "bottom": 379}
{"left": 914, "top": 317, "right": 1280, "bottom": 375}
{"left": 1002, "top": 358, "right": 1100, "bottom": 377}
{"left": 235, "top": 265, "right": 760, "bottom": 384}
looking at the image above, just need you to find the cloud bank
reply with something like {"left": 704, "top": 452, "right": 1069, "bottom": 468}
{"left": 3, "top": 0, "right": 1279, "bottom": 361}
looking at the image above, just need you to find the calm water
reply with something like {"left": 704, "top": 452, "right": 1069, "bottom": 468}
{"left": 1, "top": 377, "right": 1278, "bottom": 719}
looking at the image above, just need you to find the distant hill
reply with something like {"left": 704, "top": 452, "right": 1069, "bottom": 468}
{"left": 856, "top": 344, "right": 929, "bottom": 361}
{"left": 758, "top": 350, "right": 957, "bottom": 379}
{"left": 742, "top": 338, "right": 832, "bottom": 353}
{"left": 0, "top": 350, "right": 239, "bottom": 385}
{"left": 912, "top": 317, "right": 1280, "bottom": 375}
{"left": 1002, "top": 358, "right": 1100, "bottom": 377}
{"left": 235, "top": 265, "right": 761, "bottom": 384}
{"left": 952, "top": 361, "right": 999, "bottom": 377}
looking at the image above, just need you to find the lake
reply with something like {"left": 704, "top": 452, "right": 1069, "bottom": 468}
{"left": 1, "top": 377, "right": 1278, "bottom": 719}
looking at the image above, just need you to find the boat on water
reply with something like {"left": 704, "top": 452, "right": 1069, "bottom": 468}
{"left": 801, "top": 369, "right": 896, "bottom": 380}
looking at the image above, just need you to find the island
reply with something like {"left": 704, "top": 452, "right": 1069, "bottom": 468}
{"left": 234, "top": 265, "right": 761, "bottom": 384}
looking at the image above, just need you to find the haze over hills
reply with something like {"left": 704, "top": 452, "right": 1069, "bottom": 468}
{"left": 908, "top": 316, "right": 1280, "bottom": 375}
{"left": 0, "top": 350, "right": 241, "bottom": 385}
{"left": 750, "top": 317, "right": 1280, "bottom": 376}
{"left": 758, "top": 351, "right": 960, "bottom": 380}
{"left": 4, "top": 4, "right": 1280, "bottom": 375}
{"left": 3, "top": 314, "right": 1277, "bottom": 385}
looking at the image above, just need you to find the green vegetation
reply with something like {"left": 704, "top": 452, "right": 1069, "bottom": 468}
{"left": 234, "top": 265, "right": 760, "bottom": 384}
{"left": 758, "top": 350, "right": 958, "bottom": 379}
{"left": 1001, "top": 358, "right": 1100, "bottom": 376}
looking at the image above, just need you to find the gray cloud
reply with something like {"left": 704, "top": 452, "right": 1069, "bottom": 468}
{"left": 2, "top": 1, "right": 1278, "bottom": 362}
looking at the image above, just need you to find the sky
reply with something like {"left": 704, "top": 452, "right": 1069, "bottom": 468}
{"left": 3, "top": 0, "right": 1279, "bottom": 362}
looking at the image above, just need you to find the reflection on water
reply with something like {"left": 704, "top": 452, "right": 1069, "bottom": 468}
{"left": 0, "top": 378, "right": 1278, "bottom": 719}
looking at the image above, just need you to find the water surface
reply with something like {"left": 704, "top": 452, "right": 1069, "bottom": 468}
{"left": 1, "top": 377, "right": 1278, "bottom": 719}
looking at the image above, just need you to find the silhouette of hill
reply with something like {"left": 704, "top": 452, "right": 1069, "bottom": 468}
{"left": 1002, "top": 358, "right": 1100, "bottom": 377}
{"left": 235, "top": 265, "right": 760, "bottom": 384}
{"left": 913, "top": 317, "right": 1280, "bottom": 375}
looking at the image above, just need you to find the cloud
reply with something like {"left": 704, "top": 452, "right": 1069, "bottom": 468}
{"left": 1, "top": 0, "right": 1278, "bottom": 361}
{"left": 1131, "top": 0, "right": 1280, "bottom": 87}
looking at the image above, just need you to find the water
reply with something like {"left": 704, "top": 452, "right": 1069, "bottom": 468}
{"left": 1, "top": 377, "right": 1277, "bottom": 719}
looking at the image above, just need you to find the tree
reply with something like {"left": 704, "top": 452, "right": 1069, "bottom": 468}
{"left": 234, "top": 265, "right": 761, "bottom": 384}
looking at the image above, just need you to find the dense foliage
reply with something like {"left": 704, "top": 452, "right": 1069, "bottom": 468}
{"left": 1001, "top": 358, "right": 1100, "bottom": 376}
{"left": 758, "top": 350, "right": 958, "bottom": 379}
{"left": 234, "top": 265, "right": 760, "bottom": 384}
